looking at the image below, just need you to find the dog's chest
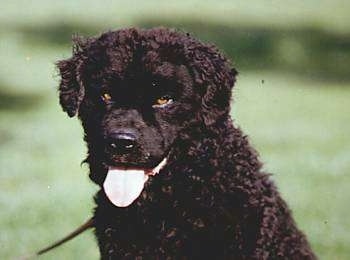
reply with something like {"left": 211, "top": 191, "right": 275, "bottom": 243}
{"left": 94, "top": 187, "right": 237, "bottom": 259}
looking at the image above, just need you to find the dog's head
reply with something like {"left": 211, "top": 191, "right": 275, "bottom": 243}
{"left": 57, "top": 27, "right": 236, "bottom": 207}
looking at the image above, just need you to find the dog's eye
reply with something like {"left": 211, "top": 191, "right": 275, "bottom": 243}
{"left": 101, "top": 93, "right": 112, "bottom": 103}
{"left": 153, "top": 95, "right": 173, "bottom": 108}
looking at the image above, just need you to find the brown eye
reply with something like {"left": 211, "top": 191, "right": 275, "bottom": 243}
{"left": 153, "top": 95, "right": 173, "bottom": 107}
{"left": 101, "top": 93, "right": 112, "bottom": 103}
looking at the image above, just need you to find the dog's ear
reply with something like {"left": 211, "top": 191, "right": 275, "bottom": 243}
{"left": 56, "top": 38, "right": 87, "bottom": 117}
{"left": 190, "top": 45, "right": 237, "bottom": 126}
{"left": 56, "top": 57, "right": 85, "bottom": 117}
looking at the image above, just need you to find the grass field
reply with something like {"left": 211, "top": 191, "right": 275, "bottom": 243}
{"left": 1, "top": 1, "right": 350, "bottom": 259}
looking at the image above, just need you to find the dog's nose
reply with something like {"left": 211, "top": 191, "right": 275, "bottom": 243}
{"left": 107, "top": 130, "right": 137, "bottom": 154}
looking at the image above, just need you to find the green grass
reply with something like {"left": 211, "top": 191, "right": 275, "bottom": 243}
{"left": 1, "top": 1, "right": 350, "bottom": 259}
{"left": 1, "top": 0, "right": 350, "bottom": 32}
{"left": 1, "top": 72, "right": 349, "bottom": 259}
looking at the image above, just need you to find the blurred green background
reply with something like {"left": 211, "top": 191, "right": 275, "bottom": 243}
{"left": 1, "top": 1, "right": 349, "bottom": 259}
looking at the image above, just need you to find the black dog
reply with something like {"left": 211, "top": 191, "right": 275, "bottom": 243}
{"left": 57, "top": 27, "right": 316, "bottom": 259}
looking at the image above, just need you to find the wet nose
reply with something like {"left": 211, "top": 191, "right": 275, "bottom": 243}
{"left": 107, "top": 129, "right": 137, "bottom": 154}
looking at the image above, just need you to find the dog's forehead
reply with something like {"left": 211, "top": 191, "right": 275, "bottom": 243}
{"left": 105, "top": 58, "right": 191, "bottom": 91}
{"left": 85, "top": 33, "right": 193, "bottom": 95}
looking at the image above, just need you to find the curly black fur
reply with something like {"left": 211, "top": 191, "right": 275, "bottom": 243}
{"left": 57, "top": 27, "right": 316, "bottom": 259}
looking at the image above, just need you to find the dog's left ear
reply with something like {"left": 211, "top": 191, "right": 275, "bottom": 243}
{"left": 190, "top": 45, "right": 237, "bottom": 126}
{"left": 56, "top": 56, "right": 85, "bottom": 117}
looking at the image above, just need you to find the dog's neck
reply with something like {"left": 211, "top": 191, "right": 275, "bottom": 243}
{"left": 174, "top": 117, "right": 260, "bottom": 168}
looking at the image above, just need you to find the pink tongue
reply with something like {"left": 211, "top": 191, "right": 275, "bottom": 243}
{"left": 103, "top": 168, "right": 149, "bottom": 207}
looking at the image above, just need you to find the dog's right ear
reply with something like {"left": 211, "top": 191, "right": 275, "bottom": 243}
{"left": 56, "top": 56, "right": 85, "bottom": 117}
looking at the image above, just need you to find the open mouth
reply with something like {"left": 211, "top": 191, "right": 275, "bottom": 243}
{"left": 103, "top": 158, "right": 167, "bottom": 207}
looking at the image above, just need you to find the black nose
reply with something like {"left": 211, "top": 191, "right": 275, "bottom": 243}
{"left": 107, "top": 130, "right": 137, "bottom": 154}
